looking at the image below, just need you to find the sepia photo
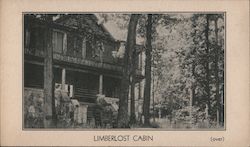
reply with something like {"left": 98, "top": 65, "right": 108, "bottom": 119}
{"left": 1, "top": 0, "right": 250, "bottom": 146}
{"left": 23, "top": 13, "right": 225, "bottom": 129}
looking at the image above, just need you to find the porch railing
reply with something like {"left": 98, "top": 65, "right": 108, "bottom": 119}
{"left": 24, "top": 47, "right": 123, "bottom": 72}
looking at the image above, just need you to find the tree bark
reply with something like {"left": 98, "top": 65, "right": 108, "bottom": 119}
{"left": 152, "top": 65, "right": 155, "bottom": 122}
{"left": 205, "top": 14, "right": 211, "bottom": 116}
{"left": 117, "top": 14, "right": 140, "bottom": 128}
{"left": 130, "top": 74, "right": 136, "bottom": 124}
{"left": 43, "top": 16, "right": 56, "bottom": 128}
{"left": 214, "top": 17, "right": 220, "bottom": 127}
{"left": 130, "top": 46, "right": 137, "bottom": 124}
{"left": 143, "top": 14, "right": 153, "bottom": 126}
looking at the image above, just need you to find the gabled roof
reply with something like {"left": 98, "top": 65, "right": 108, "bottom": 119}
{"left": 55, "top": 14, "right": 116, "bottom": 42}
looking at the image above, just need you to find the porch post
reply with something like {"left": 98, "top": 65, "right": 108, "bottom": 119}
{"left": 138, "top": 82, "right": 141, "bottom": 99}
{"left": 62, "top": 68, "right": 66, "bottom": 90}
{"left": 99, "top": 74, "right": 103, "bottom": 95}
{"left": 43, "top": 16, "right": 55, "bottom": 128}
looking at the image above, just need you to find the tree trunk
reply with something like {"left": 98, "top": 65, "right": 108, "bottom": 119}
{"left": 43, "top": 16, "right": 56, "bottom": 128}
{"left": 130, "top": 46, "right": 137, "bottom": 124}
{"left": 205, "top": 14, "right": 211, "bottom": 116}
{"left": 214, "top": 17, "right": 220, "bottom": 127}
{"left": 130, "top": 75, "right": 136, "bottom": 124}
{"left": 143, "top": 14, "right": 153, "bottom": 126}
{"left": 117, "top": 14, "right": 140, "bottom": 128}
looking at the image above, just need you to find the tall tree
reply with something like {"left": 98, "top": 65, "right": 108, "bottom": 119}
{"left": 143, "top": 14, "right": 153, "bottom": 126}
{"left": 43, "top": 15, "right": 56, "bottom": 128}
{"left": 130, "top": 47, "right": 137, "bottom": 124}
{"left": 117, "top": 14, "right": 140, "bottom": 128}
{"left": 205, "top": 14, "right": 211, "bottom": 116}
{"left": 213, "top": 15, "right": 221, "bottom": 127}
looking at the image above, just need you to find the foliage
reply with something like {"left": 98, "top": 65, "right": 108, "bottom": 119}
{"left": 24, "top": 90, "right": 44, "bottom": 128}
{"left": 29, "top": 13, "right": 224, "bottom": 128}
{"left": 152, "top": 14, "right": 224, "bottom": 127}
{"left": 99, "top": 13, "right": 224, "bottom": 128}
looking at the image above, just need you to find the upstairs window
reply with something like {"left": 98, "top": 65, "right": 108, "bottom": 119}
{"left": 53, "top": 31, "right": 64, "bottom": 54}
{"left": 86, "top": 39, "right": 93, "bottom": 58}
{"left": 27, "top": 27, "right": 45, "bottom": 50}
{"left": 67, "top": 34, "right": 82, "bottom": 58}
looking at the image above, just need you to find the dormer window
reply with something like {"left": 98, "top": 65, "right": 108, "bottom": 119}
{"left": 67, "top": 34, "right": 82, "bottom": 58}
{"left": 53, "top": 30, "right": 66, "bottom": 54}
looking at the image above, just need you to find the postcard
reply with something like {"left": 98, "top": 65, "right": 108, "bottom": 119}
{"left": 0, "top": 0, "right": 249, "bottom": 146}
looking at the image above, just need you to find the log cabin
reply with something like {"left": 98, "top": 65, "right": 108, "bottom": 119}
{"left": 23, "top": 14, "right": 144, "bottom": 128}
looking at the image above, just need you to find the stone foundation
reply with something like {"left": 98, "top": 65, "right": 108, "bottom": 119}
{"left": 24, "top": 88, "right": 44, "bottom": 128}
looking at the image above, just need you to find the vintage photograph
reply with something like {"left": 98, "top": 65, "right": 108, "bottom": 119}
{"left": 23, "top": 13, "right": 225, "bottom": 129}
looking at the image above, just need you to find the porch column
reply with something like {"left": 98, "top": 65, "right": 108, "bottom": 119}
{"left": 61, "top": 68, "right": 66, "bottom": 91}
{"left": 43, "top": 16, "right": 55, "bottom": 128}
{"left": 138, "top": 82, "right": 141, "bottom": 99}
{"left": 99, "top": 74, "right": 103, "bottom": 95}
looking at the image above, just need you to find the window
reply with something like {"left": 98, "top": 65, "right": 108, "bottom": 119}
{"left": 66, "top": 34, "right": 82, "bottom": 58}
{"left": 24, "top": 28, "right": 30, "bottom": 48}
{"left": 29, "top": 27, "right": 45, "bottom": 50}
{"left": 86, "top": 39, "right": 93, "bottom": 58}
{"left": 53, "top": 31, "right": 64, "bottom": 53}
{"left": 24, "top": 63, "right": 44, "bottom": 88}
{"left": 82, "top": 38, "right": 86, "bottom": 58}
{"left": 86, "top": 37, "right": 96, "bottom": 58}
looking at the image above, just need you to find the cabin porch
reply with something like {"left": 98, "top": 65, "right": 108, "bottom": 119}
{"left": 24, "top": 62, "right": 121, "bottom": 128}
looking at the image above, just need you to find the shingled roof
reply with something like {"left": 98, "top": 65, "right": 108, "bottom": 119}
{"left": 55, "top": 14, "right": 116, "bottom": 42}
